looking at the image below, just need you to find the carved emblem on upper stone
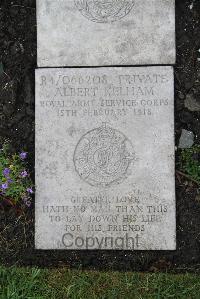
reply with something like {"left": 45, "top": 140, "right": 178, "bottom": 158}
{"left": 74, "top": 0, "right": 135, "bottom": 23}
{"left": 73, "top": 124, "right": 135, "bottom": 187}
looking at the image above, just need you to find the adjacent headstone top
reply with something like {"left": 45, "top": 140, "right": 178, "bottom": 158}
{"left": 37, "top": 0, "right": 175, "bottom": 67}
{"left": 35, "top": 66, "right": 176, "bottom": 250}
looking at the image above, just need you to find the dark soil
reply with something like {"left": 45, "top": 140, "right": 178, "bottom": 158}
{"left": 0, "top": 0, "right": 200, "bottom": 272}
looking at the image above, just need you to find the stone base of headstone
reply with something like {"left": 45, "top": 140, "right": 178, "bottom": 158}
{"left": 35, "top": 66, "right": 176, "bottom": 250}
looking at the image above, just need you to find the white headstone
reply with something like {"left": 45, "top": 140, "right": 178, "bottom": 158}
{"left": 37, "top": 0, "right": 175, "bottom": 67}
{"left": 35, "top": 66, "right": 176, "bottom": 250}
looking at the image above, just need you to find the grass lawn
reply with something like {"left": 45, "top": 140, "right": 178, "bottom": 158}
{"left": 0, "top": 266, "right": 200, "bottom": 299}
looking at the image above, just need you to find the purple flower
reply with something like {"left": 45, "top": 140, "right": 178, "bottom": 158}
{"left": 3, "top": 168, "right": 10, "bottom": 178}
{"left": 27, "top": 187, "right": 33, "bottom": 194}
{"left": 23, "top": 196, "right": 31, "bottom": 207}
{"left": 20, "top": 152, "right": 27, "bottom": 160}
{"left": 1, "top": 182, "right": 8, "bottom": 190}
{"left": 7, "top": 178, "right": 13, "bottom": 183}
{"left": 25, "top": 200, "right": 32, "bottom": 207}
{"left": 22, "top": 196, "right": 28, "bottom": 203}
{"left": 20, "top": 170, "right": 28, "bottom": 178}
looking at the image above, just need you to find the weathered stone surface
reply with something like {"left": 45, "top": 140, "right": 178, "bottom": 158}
{"left": 178, "top": 129, "right": 194, "bottom": 149}
{"left": 37, "top": 0, "right": 175, "bottom": 67}
{"left": 35, "top": 66, "right": 175, "bottom": 250}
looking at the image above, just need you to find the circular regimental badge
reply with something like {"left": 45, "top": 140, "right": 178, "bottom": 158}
{"left": 74, "top": 0, "right": 135, "bottom": 23}
{"left": 73, "top": 124, "right": 135, "bottom": 187}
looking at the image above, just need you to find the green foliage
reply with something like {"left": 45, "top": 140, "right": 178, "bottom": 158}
{"left": 180, "top": 145, "right": 200, "bottom": 183}
{"left": 1, "top": 266, "right": 200, "bottom": 299}
{"left": 0, "top": 266, "right": 48, "bottom": 299}
{"left": 0, "top": 142, "right": 33, "bottom": 205}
